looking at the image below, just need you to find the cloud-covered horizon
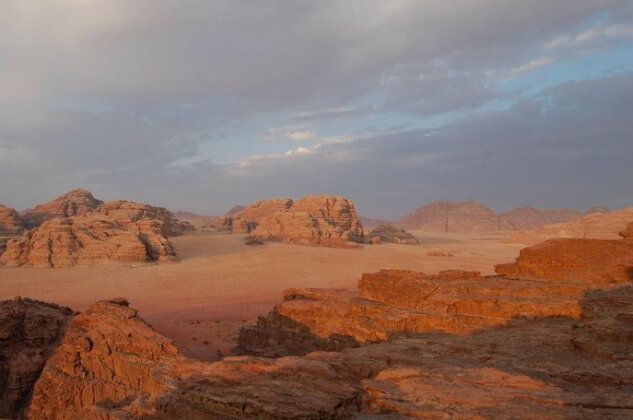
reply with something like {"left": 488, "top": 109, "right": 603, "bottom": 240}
{"left": 1, "top": 1, "right": 632, "bottom": 218}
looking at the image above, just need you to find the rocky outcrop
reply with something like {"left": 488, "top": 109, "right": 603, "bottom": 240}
{"left": 21, "top": 189, "right": 103, "bottom": 228}
{"left": 368, "top": 224, "right": 419, "bottom": 245}
{"left": 504, "top": 206, "right": 633, "bottom": 243}
{"left": 0, "top": 204, "right": 25, "bottom": 235}
{"left": 250, "top": 195, "right": 364, "bottom": 247}
{"left": 498, "top": 207, "right": 581, "bottom": 230}
{"left": 26, "top": 298, "right": 362, "bottom": 419}
{"left": 95, "top": 200, "right": 194, "bottom": 237}
{"left": 18, "top": 282, "right": 633, "bottom": 418}
{"left": 238, "top": 269, "right": 587, "bottom": 356}
{"left": 0, "top": 297, "right": 74, "bottom": 419}
{"left": 0, "top": 214, "right": 175, "bottom": 267}
{"left": 230, "top": 198, "right": 294, "bottom": 234}
{"left": 399, "top": 200, "right": 499, "bottom": 233}
{"left": 496, "top": 236, "right": 633, "bottom": 284}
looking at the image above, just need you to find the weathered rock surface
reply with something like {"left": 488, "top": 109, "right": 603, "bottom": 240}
{"left": 21, "top": 189, "right": 103, "bottom": 228}
{"left": 230, "top": 198, "right": 294, "bottom": 234}
{"left": 250, "top": 195, "right": 364, "bottom": 247}
{"left": 399, "top": 200, "right": 499, "bottom": 232}
{"left": 505, "top": 206, "right": 633, "bottom": 243}
{"left": 0, "top": 204, "right": 25, "bottom": 235}
{"left": 498, "top": 207, "right": 581, "bottom": 230}
{"left": 0, "top": 214, "right": 175, "bottom": 267}
{"left": 95, "top": 200, "right": 194, "bottom": 237}
{"left": 586, "top": 206, "right": 611, "bottom": 215}
{"left": 368, "top": 224, "right": 419, "bottom": 245}
{"left": 16, "top": 282, "right": 633, "bottom": 418}
{"left": 0, "top": 297, "right": 74, "bottom": 419}
{"left": 26, "top": 299, "right": 363, "bottom": 419}
{"left": 495, "top": 236, "right": 633, "bottom": 284}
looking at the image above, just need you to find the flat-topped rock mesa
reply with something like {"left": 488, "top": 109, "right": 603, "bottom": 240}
{"left": 0, "top": 204, "right": 25, "bottom": 235}
{"left": 250, "top": 195, "right": 365, "bottom": 247}
{"left": 0, "top": 214, "right": 176, "bottom": 268}
{"left": 95, "top": 200, "right": 194, "bottom": 237}
{"left": 0, "top": 297, "right": 74, "bottom": 419}
{"left": 496, "top": 222, "right": 633, "bottom": 283}
{"left": 368, "top": 224, "right": 419, "bottom": 245}
{"left": 399, "top": 200, "right": 499, "bottom": 232}
{"left": 498, "top": 207, "right": 581, "bottom": 230}
{"left": 505, "top": 206, "right": 633, "bottom": 244}
{"left": 21, "top": 189, "right": 103, "bottom": 228}
{"left": 14, "top": 283, "right": 633, "bottom": 417}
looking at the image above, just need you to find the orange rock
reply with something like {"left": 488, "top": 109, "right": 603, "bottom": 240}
{"left": 230, "top": 198, "right": 293, "bottom": 234}
{"left": 95, "top": 200, "right": 194, "bottom": 237}
{"left": 495, "top": 236, "right": 633, "bottom": 283}
{"left": 251, "top": 195, "right": 364, "bottom": 247}
{"left": 0, "top": 204, "right": 25, "bottom": 235}
{"left": 0, "top": 297, "right": 74, "bottom": 419}
{"left": 0, "top": 214, "right": 175, "bottom": 267}
{"left": 21, "top": 189, "right": 103, "bottom": 228}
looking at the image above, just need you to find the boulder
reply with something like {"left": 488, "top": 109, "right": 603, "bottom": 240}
{"left": 368, "top": 224, "right": 419, "bottom": 245}
{"left": 0, "top": 297, "right": 74, "bottom": 419}
{"left": 21, "top": 189, "right": 103, "bottom": 228}
{"left": 95, "top": 200, "right": 194, "bottom": 237}
{"left": 0, "top": 214, "right": 175, "bottom": 267}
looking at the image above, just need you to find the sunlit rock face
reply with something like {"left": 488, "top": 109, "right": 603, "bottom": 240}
{"left": 0, "top": 204, "right": 25, "bottom": 235}
{"left": 0, "top": 214, "right": 175, "bottom": 267}
{"left": 250, "top": 195, "right": 364, "bottom": 247}
{"left": 21, "top": 189, "right": 104, "bottom": 229}
{"left": 95, "top": 200, "right": 194, "bottom": 237}
{"left": 0, "top": 297, "right": 74, "bottom": 419}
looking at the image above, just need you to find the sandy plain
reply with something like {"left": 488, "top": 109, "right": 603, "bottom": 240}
{"left": 0, "top": 231, "right": 523, "bottom": 361}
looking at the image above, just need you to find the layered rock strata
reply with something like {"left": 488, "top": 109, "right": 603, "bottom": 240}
{"left": 21, "top": 189, "right": 103, "bottom": 228}
{"left": 95, "top": 200, "right": 194, "bottom": 236}
{"left": 368, "top": 224, "right": 419, "bottom": 245}
{"left": 0, "top": 214, "right": 175, "bottom": 267}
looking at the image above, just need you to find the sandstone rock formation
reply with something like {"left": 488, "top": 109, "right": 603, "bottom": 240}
{"left": 498, "top": 207, "right": 580, "bottom": 230}
{"left": 505, "top": 206, "right": 633, "bottom": 243}
{"left": 230, "top": 198, "right": 294, "bottom": 234}
{"left": 0, "top": 204, "right": 25, "bottom": 235}
{"left": 368, "top": 224, "right": 419, "bottom": 245}
{"left": 21, "top": 189, "right": 103, "bottom": 228}
{"left": 399, "top": 200, "right": 499, "bottom": 232}
{"left": 496, "top": 236, "right": 633, "bottom": 284}
{"left": 13, "top": 277, "right": 633, "bottom": 418}
{"left": 250, "top": 195, "right": 364, "bottom": 247}
{"left": 95, "top": 200, "right": 194, "bottom": 236}
{"left": 26, "top": 299, "right": 363, "bottom": 419}
{"left": 0, "top": 214, "right": 175, "bottom": 267}
{"left": 0, "top": 297, "right": 74, "bottom": 419}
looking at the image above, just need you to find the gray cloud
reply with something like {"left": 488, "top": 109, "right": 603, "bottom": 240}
{"left": 0, "top": 1, "right": 631, "bottom": 216}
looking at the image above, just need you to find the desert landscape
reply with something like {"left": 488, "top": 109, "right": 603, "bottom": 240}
{"left": 2, "top": 1, "right": 633, "bottom": 419}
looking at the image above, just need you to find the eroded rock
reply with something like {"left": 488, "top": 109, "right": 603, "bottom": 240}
{"left": 368, "top": 224, "right": 419, "bottom": 245}
{"left": 21, "top": 189, "right": 103, "bottom": 229}
{"left": 0, "top": 214, "right": 175, "bottom": 267}
{"left": 95, "top": 200, "right": 194, "bottom": 237}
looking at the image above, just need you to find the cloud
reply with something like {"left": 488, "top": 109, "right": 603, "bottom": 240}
{"left": 267, "top": 126, "right": 317, "bottom": 141}
{"left": 544, "top": 23, "right": 633, "bottom": 50}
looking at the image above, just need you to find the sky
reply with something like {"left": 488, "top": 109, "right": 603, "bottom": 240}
{"left": 1, "top": 0, "right": 632, "bottom": 218}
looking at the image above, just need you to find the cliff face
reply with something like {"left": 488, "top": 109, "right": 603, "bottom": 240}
{"left": 0, "top": 298, "right": 74, "bottom": 419}
{"left": 0, "top": 214, "right": 175, "bottom": 267}
{"left": 95, "top": 200, "right": 194, "bottom": 237}
{"left": 251, "top": 195, "right": 364, "bottom": 247}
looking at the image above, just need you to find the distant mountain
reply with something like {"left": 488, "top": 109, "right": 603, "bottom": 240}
{"left": 399, "top": 201, "right": 498, "bottom": 233}
{"left": 498, "top": 207, "right": 581, "bottom": 231}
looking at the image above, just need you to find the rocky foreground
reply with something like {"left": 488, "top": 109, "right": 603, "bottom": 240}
{"left": 1, "top": 224, "right": 633, "bottom": 418}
